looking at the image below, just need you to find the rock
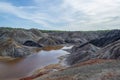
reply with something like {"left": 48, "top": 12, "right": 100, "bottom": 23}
{"left": 66, "top": 44, "right": 100, "bottom": 65}
{"left": 0, "top": 28, "right": 46, "bottom": 58}
{"left": 66, "top": 30, "right": 120, "bottom": 65}
{"left": 65, "top": 38, "right": 83, "bottom": 44}
{"left": 97, "top": 40, "right": 120, "bottom": 59}
{"left": 89, "top": 30, "right": 120, "bottom": 47}
{"left": 0, "top": 37, "right": 32, "bottom": 58}
{"left": 38, "top": 36, "right": 65, "bottom": 46}
{"left": 30, "top": 29, "right": 48, "bottom": 37}
{"left": 48, "top": 31, "right": 107, "bottom": 44}
{"left": 66, "top": 40, "right": 120, "bottom": 65}
{"left": 0, "top": 29, "right": 39, "bottom": 44}
{"left": 23, "top": 40, "right": 43, "bottom": 47}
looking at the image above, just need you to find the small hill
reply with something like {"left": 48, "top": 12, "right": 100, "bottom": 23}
{"left": 0, "top": 28, "right": 46, "bottom": 58}
{"left": 66, "top": 30, "right": 120, "bottom": 65}
{"left": 0, "top": 37, "right": 32, "bottom": 57}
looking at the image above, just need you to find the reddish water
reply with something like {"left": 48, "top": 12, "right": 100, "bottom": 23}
{"left": 0, "top": 46, "right": 71, "bottom": 80}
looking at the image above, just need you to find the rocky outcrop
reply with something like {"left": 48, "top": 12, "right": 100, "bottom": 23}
{"left": 0, "top": 28, "right": 46, "bottom": 57}
{"left": 30, "top": 29, "right": 48, "bottom": 37}
{"left": 66, "top": 44, "right": 100, "bottom": 65}
{"left": 66, "top": 30, "right": 120, "bottom": 65}
{"left": 38, "top": 36, "right": 65, "bottom": 46}
{"left": 97, "top": 40, "right": 120, "bottom": 59}
{"left": 0, "top": 29, "right": 39, "bottom": 44}
{"left": 0, "top": 37, "right": 32, "bottom": 57}
{"left": 48, "top": 30, "right": 120, "bottom": 45}
{"left": 89, "top": 30, "right": 120, "bottom": 47}
{"left": 48, "top": 31, "right": 108, "bottom": 44}
{"left": 64, "top": 38, "right": 83, "bottom": 44}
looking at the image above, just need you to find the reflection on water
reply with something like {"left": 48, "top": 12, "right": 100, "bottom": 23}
{"left": 42, "top": 45, "right": 63, "bottom": 51}
{"left": 0, "top": 46, "right": 72, "bottom": 80}
{"left": 33, "top": 45, "right": 63, "bottom": 52}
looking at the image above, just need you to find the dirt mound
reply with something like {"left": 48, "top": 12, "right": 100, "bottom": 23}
{"left": 97, "top": 40, "right": 120, "bottom": 59}
{"left": 66, "top": 44, "right": 100, "bottom": 65}
{"left": 38, "top": 36, "right": 65, "bottom": 46}
{"left": 0, "top": 37, "right": 32, "bottom": 57}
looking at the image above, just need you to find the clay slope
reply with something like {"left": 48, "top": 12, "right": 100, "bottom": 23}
{"left": 0, "top": 28, "right": 66, "bottom": 57}
{"left": 0, "top": 29, "right": 43, "bottom": 44}
{"left": 89, "top": 30, "right": 120, "bottom": 47}
{"left": 35, "top": 60, "right": 120, "bottom": 80}
{"left": 38, "top": 36, "right": 65, "bottom": 46}
{"left": 66, "top": 44, "right": 100, "bottom": 65}
{"left": 48, "top": 31, "right": 107, "bottom": 44}
{"left": 0, "top": 29, "right": 45, "bottom": 57}
{"left": 0, "top": 37, "right": 32, "bottom": 57}
{"left": 97, "top": 40, "right": 120, "bottom": 59}
{"left": 66, "top": 30, "right": 120, "bottom": 65}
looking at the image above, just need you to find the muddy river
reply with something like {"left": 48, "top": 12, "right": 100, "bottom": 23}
{"left": 0, "top": 46, "right": 72, "bottom": 80}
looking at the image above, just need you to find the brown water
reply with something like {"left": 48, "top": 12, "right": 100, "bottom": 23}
{"left": 0, "top": 46, "right": 72, "bottom": 80}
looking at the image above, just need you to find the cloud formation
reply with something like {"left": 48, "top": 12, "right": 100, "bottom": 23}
{"left": 0, "top": 0, "right": 120, "bottom": 30}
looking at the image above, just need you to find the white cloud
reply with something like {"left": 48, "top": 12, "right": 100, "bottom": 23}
{"left": 0, "top": 0, "right": 120, "bottom": 31}
{"left": 0, "top": 2, "right": 62, "bottom": 30}
{"left": 61, "top": 0, "right": 120, "bottom": 30}
{"left": 64, "top": 0, "right": 120, "bottom": 15}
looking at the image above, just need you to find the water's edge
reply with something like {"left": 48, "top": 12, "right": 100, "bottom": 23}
{"left": 0, "top": 46, "right": 72, "bottom": 80}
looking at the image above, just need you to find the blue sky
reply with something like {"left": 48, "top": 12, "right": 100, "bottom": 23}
{"left": 0, "top": 0, "right": 120, "bottom": 31}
